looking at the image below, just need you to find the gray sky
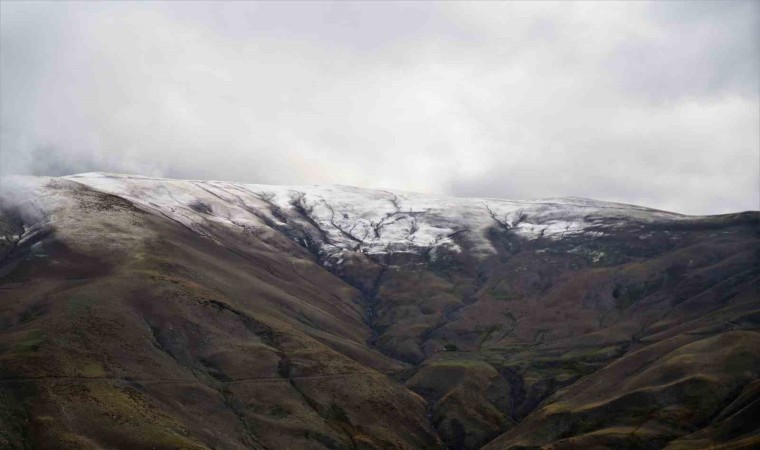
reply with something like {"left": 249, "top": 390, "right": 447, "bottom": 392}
{"left": 1, "top": 1, "right": 758, "bottom": 215}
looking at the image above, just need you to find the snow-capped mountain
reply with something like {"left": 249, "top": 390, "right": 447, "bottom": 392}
{"left": 7, "top": 172, "right": 688, "bottom": 262}
{"left": 0, "top": 173, "right": 757, "bottom": 450}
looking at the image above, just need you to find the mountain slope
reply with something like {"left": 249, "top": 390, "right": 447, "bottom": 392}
{"left": 0, "top": 173, "right": 758, "bottom": 449}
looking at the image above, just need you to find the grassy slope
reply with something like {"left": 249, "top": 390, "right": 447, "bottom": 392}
{"left": 373, "top": 212, "right": 759, "bottom": 449}
{"left": 1, "top": 180, "right": 758, "bottom": 450}
{"left": 0, "top": 182, "right": 439, "bottom": 449}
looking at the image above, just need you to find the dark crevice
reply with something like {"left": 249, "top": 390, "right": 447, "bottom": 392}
{"left": 321, "top": 199, "right": 366, "bottom": 251}
{"left": 287, "top": 192, "right": 333, "bottom": 249}
{"left": 364, "top": 266, "right": 388, "bottom": 348}
{"left": 286, "top": 375, "right": 357, "bottom": 449}
{"left": 219, "top": 390, "right": 270, "bottom": 450}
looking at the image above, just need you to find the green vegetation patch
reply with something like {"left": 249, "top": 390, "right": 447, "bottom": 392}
{"left": 66, "top": 295, "right": 99, "bottom": 316}
{"left": 478, "top": 325, "right": 501, "bottom": 349}
{"left": 324, "top": 403, "right": 350, "bottom": 424}
{"left": 11, "top": 330, "right": 45, "bottom": 353}
{"left": 269, "top": 405, "right": 290, "bottom": 419}
{"left": 560, "top": 345, "right": 622, "bottom": 362}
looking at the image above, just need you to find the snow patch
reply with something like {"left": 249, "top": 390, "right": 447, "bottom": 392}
{"left": 51, "top": 173, "right": 690, "bottom": 260}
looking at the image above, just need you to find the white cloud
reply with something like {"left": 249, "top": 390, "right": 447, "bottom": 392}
{"left": 1, "top": 1, "right": 757, "bottom": 214}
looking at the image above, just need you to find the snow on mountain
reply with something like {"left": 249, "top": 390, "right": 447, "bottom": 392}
{"left": 4, "top": 172, "right": 686, "bottom": 260}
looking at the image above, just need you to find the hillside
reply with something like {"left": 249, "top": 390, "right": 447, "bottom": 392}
{"left": 1, "top": 173, "right": 758, "bottom": 449}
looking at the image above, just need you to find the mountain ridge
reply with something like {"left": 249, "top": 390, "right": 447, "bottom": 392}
{"left": 0, "top": 173, "right": 758, "bottom": 449}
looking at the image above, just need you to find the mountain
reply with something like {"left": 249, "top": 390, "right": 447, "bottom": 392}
{"left": 0, "top": 172, "right": 758, "bottom": 450}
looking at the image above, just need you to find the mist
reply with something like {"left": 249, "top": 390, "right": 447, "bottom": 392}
{"left": 1, "top": 1, "right": 758, "bottom": 215}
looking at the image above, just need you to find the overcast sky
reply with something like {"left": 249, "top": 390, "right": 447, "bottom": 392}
{"left": 1, "top": 1, "right": 758, "bottom": 214}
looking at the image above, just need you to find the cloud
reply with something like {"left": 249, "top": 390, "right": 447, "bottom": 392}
{"left": 1, "top": 1, "right": 757, "bottom": 214}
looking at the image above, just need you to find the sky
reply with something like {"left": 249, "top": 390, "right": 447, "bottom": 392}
{"left": 1, "top": 1, "right": 758, "bottom": 215}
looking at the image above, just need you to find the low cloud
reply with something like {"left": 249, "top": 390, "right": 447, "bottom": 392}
{"left": 1, "top": 1, "right": 758, "bottom": 214}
